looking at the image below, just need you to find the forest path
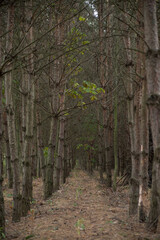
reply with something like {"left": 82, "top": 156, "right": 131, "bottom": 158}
{"left": 6, "top": 170, "right": 154, "bottom": 240}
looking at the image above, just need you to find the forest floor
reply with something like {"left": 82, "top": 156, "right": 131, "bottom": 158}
{"left": 4, "top": 169, "right": 160, "bottom": 240}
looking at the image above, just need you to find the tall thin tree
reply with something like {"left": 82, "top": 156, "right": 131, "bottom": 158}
{"left": 144, "top": 0, "right": 160, "bottom": 230}
{"left": 5, "top": 3, "right": 21, "bottom": 222}
{"left": 0, "top": 11, "right": 5, "bottom": 238}
{"left": 22, "top": 0, "right": 35, "bottom": 216}
{"left": 137, "top": 0, "right": 149, "bottom": 222}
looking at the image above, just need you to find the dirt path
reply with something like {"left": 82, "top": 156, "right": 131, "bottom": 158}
{"left": 6, "top": 170, "right": 156, "bottom": 240}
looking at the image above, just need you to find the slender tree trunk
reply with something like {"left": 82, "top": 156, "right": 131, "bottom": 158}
{"left": 5, "top": 4, "right": 21, "bottom": 222}
{"left": 21, "top": 0, "right": 27, "bottom": 177}
{"left": 0, "top": 12, "right": 5, "bottom": 237}
{"left": 98, "top": 0, "right": 112, "bottom": 187}
{"left": 31, "top": 138, "right": 37, "bottom": 178}
{"left": 22, "top": 0, "right": 35, "bottom": 216}
{"left": 54, "top": 6, "right": 66, "bottom": 191}
{"left": 63, "top": 121, "right": 69, "bottom": 182}
{"left": 44, "top": 10, "right": 54, "bottom": 198}
{"left": 97, "top": 105, "right": 103, "bottom": 181}
{"left": 36, "top": 81, "right": 46, "bottom": 195}
{"left": 0, "top": 82, "right": 5, "bottom": 237}
{"left": 137, "top": 0, "right": 149, "bottom": 222}
{"left": 125, "top": 42, "right": 138, "bottom": 214}
{"left": 106, "top": 1, "right": 113, "bottom": 188}
{"left": 63, "top": 136, "right": 67, "bottom": 183}
{"left": 55, "top": 93, "right": 65, "bottom": 190}
{"left": 144, "top": 0, "right": 160, "bottom": 231}
{"left": 45, "top": 114, "right": 58, "bottom": 197}
{"left": 44, "top": 8, "right": 60, "bottom": 197}
{"left": 113, "top": 87, "right": 118, "bottom": 191}
{"left": 139, "top": 78, "right": 149, "bottom": 222}
{"left": 122, "top": 9, "right": 140, "bottom": 214}
{"left": 3, "top": 111, "right": 13, "bottom": 188}
{"left": 112, "top": 33, "right": 118, "bottom": 191}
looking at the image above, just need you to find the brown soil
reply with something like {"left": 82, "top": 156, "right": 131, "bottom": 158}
{"left": 4, "top": 170, "right": 159, "bottom": 240}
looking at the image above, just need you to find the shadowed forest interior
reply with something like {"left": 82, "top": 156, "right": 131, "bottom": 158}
{"left": 0, "top": 0, "right": 160, "bottom": 239}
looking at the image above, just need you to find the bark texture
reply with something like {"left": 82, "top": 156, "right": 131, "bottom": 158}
{"left": 54, "top": 3, "right": 66, "bottom": 191}
{"left": 44, "top": 8, "right": 59, "bottom": 197}
{"left": 0, "top": 12, "right": 5, "bottom": 237}
{"left": 3, "top": 111, "right": 13, "bottom": 188}
{"left": 36, "top": 80, "right": 46, "bottom": 196}
{"left": 98, "top": 0, "right": 112, "bottom": 187}
{"left": 122, "top": 10, "right": 140, "bottom": 214}
{"left": 97, "top": 106, "right": 103, "bottom": 181}
{"left": 5, "top": 4, "right": 21, "bottom": 222}
{"left": 144, "top": 0, "right": 160, "bottom": 230}
{"left": 137, "top": 0, "right": 149, "bottom": 222}
{"left": 22, "top": 0, "right": 35, "bottom": 216}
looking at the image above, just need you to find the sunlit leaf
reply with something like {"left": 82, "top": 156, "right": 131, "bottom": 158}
{"left": 79, "top": 16, "right": 86, "bottom": 21}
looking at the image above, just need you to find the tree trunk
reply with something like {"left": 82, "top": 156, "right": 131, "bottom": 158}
{"left": 5, "top": 4, "right": 21, "bottom": 222}
{"left": 20, "top": 2, "right": 27, "bottom": 181}
{"left": 36, "top": 80, "right": 46, "bottom": 195}
{"left": 97, "top": 105, "right": 103, "bottom": 181}
{"left": 45, "top": 115, "right": 58, "bottom": 197}
{"left": 113, "top": 86, "right": 118, "bottom": 191}
{"left": 55, "top": 93, "right": 65, "bottom": 190}
{"left": 54, "top": 5, "right": 66, "bottom": 191}
{"left": 0, "top": 12, "right": 5, "bottom": 237}
{"left": 3, "top": 111, "right": 13, "bottom": 188}
{"left": 22, "top": 0, "right": 35, "bottom": 216}
{"left": 121, "top": 8, "right": 140, "bottom": 215}
{"left": 44, "top": 8, "right": 60, "bottom": 197}
{"left": 98, "top": 0, "right": 112, "bottom": 187}
{"left": 144, "top": 0, "right": 160, "bottom": 231}
{"left": 0, "top": 80, "right": 5, "bottom": 237}
{"left": 137, "top": 0, "right": 149, "bottom": 222}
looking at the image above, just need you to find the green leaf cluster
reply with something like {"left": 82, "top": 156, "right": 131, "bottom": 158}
{"left": 66, "top": 80, "right": 105, "bottom": 104}
{"left": 76, "top": 143, "right": 95, "bottom": 151}
{"left": 79, "top": 16, "right": 86, "bottom": 22}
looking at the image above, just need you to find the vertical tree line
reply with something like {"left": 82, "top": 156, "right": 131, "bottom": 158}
{"left": 0, "top": 0, "right": 160, "bottom": 237}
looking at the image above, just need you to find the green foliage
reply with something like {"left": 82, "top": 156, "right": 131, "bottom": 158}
{"left": 66, "top": 80, "right": 105, "bottom": 107}
{"left": 31, "top": 198, "right": 36, "bottom": 204}
{"left": 84, "top": 144, "right": 90, "bottom": 151}
{"left": 64, "top": 17, "right": 90, "bottom": 79}
{"left": 82, "top": 40, "right": 90, "bottom": 45}
{"left": 6, "top": 193, "right": 13, "bottom": 198}
{"left": 76, "top": 143, "right": 95, "bottom": 151}
{"left": 76, "top": 144, "right": 83, "bottom": 149}
{"left": 0, "top": 227, "right": 5, "bottom": 239}
{"left": 65, "top": 25, "right": 88, "bottom": 58}
{"left": 25, "top": 234, "right": 35, "bottom": 239}
{"left": 2, "top": 97, "right": 5, "bottom": 104}
{"left": 90, "top": 95, "right": 97, "bottom": 101}
{"left": 64, "top": 112, "right": 69, "bottom": 116}
{"left": 64, "top": 18, "right": 100, "bottom": 110}
{"left": 43, "top": 147, "right": 48, "bottom": 159}
{"left": 75, "top": 218, "right": 85, "bottom": 236}
{"left": 105, "top": 220, "right": 114, "bottom": 224}
{"left": 66, "top": 89, "right": 83, "bottom": 99}
{"left": 79, "top": 16, "right": 86, "bottom": 22}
